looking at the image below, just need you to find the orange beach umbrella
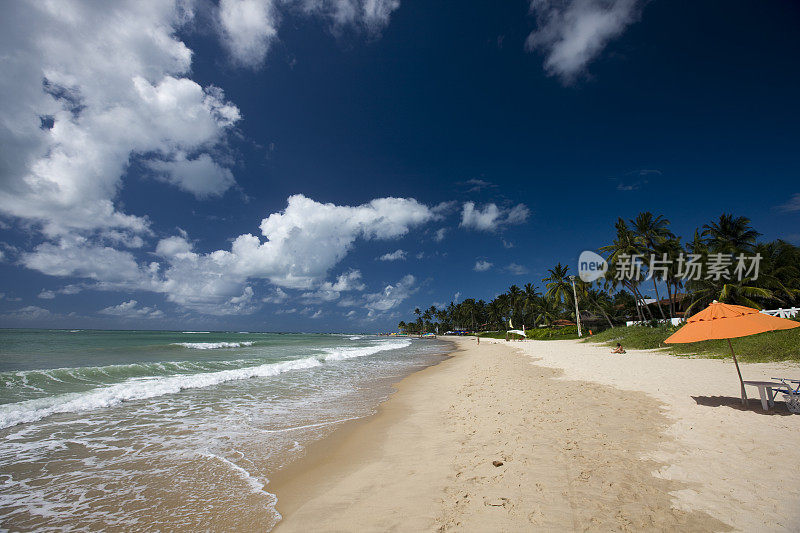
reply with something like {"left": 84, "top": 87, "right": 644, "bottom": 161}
{"left": 664, "top": 301, "right": 799, "bottom": 406}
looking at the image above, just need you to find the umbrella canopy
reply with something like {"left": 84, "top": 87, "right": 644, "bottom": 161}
{"left": 664, "top": 302, "right": 799, "bottom": 343}
{"left": 664, "top": 301, "right": 800, "bottom": 406}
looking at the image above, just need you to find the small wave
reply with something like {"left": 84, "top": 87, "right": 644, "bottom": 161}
{"left": 348, "top": 335, "right": 363, "bottom": 340}
{"left": 199, "top": 452, "right": 270, "bottom": 495}
{"left": 320, "top": 340, "right": 411, "bottom": 362}
{"left": 181, "top": 331, "right": 210, "bottom": 334}
{"left": 0, "top": 358, "right": 321, "bottom": 430}
{"left": 172, "top": 342, "right": 254, "bottom": 350}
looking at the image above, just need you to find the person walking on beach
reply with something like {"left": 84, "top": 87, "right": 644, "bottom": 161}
{"left": 476, "top": 335, "right": 480, "bottom": 345}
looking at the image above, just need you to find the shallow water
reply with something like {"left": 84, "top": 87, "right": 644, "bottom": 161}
{"left": 0, "top": 329, "right": 450, "bottom": 530}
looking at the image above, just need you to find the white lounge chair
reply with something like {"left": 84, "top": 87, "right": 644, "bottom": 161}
{"left": 772, "top": 378, "right": 800, "bottom": 414}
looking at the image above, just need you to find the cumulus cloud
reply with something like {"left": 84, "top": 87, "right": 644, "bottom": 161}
{"left": 473, "top": 260, "right": 493, "bottom": 272}
{"left": 99, "top": 300, "right": 164, "bottom": 319}
{"left": 526, "top": 0, "right": 645, "bottom": 83}
{"left": 301, "top": 270, "right": 365, "bottom": 302}
{"left": 0, "top": 1, "right": 240, "bottom": 237}
{"left": 378, "top": 249, "right": 407, "bottom": 261}
{"left": 262, "top": 287, "right": 289, "bottom": 304}
{"left": 21, "top": 195, "right": 436, "bottom": 315}
{"left": 38, "top": 290, "right": 56, "bottom": 300}
{"left": 364, "top": 274, "right": 416, "bottom": 313}
{"left": 216, "top": 0, "right": 400, "bottom": 69}
{"left": 217, "top": 0, "right": 279, "bottom": 68}
{"left": 147, "top": 153, "right": 236, "bottom": 198}
{"left": 433, "top": 228, "right": 447, "bottom": 242}
{"left": 460, "top": 202, "right": 530, "bottom": 232}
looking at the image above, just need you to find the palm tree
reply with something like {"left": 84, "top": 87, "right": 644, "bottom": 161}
{"left": 506, "top": 285, "right": 523, "bottom": 326}
{"left": 576, "top": 279, "right": 615, "bottom": 329}
{"left": 660, "top": 235, "right": 684, "bottom": 318}
{"left": 600, "top": 219, "right": 654, "bottom": 321}
{"left": 522, "top": 283, "right": 540, "bottom": 326}
{"left": 630, "top": 212, "right": 674, "bottom": 319}
{"left": 702, "top": 214, "right": 760, "bottom": 254}
{"left": 685, "top": 276, "right": 775, "bottom": 313}
{"left": 543, "top": 263, "right": 573, "bottom": 306}
{"left": 533, "top": 297, "right": 559, "bottom": 328}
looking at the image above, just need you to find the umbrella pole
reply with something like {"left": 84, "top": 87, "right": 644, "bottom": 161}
{"left": 728, "top": 338, "right": 747, "bottom": 406}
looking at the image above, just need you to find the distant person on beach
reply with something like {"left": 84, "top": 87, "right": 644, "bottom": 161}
{"left": 611, "top": 343, "right": 626, "bottom": 354}
{"left": 476, "top": 335, "right": 480, "bottom": 345}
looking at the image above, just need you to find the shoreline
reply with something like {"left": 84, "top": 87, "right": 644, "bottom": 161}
{"left": 265, "top": 337, "right": 800, "bottom": 531}
{"left": 268, "top": 339, "right": 462, "bottom": 530}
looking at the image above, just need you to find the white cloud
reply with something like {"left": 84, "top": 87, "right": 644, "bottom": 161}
{"left": 99, "top": 300, "right": 164, "bottom": 319}
{"left": 216, "top": 0, "right": 400, "bottom": 69}
{"left": 0, "top": 1, "right": 240, "bottom": 237}
{"left": 217, "top": 0, "right": 279, "bottom": 69}
{"left": 364, "top": 274, "right": 416, "bottom": 312}
{"left": 310, "top": 309, "right": 323, "bottom": 318}
{"left": 526, "top": 0, "right": 644, "bottom": 83}
{"left": 21, "top": 238, "right": 160, "bottom": 290}
{"left": 298, "top": 0, "right": 400, "bottom": 32}
{"left": 474, "top": 260, "right": 492, "bottom": 272}
{"left": 302, "top": 270, "right": 365, "bottom": 302}
{"left": 778, "top": 193, "right": 800, "bottom": 212}
{"left": 506, "top": 263, "right": 529, "bottom": 275}
{"left": 460, "top": 178, "right": 496, "bottom": 192}
{"left": 453, "top": 291, "right": 461, "bottom": 302}
{"left": 433, "top": 228, "right": 447, "bottom": 242}
{"left": 378, "top": 249, "right": 407, "bottom": 261}
{"left": 460, "top": 202, "right": 530, "bottom": 232}
{"left": 262, "top": 287, "right": 289, "bottom": 304}
{"left": 38, "top": 290, "right": 56, "bottom": 300}
{"left": 9, "top": 306, "right": 52, "bottom": 320}
{"left": 147, "top": 153, "right": 236, "bottom": 198}
{"left": 21, "top": 195, "right": 436, "bottom": 316}
{"left": 156, "top": 235, "right": 194, "bottom": 259}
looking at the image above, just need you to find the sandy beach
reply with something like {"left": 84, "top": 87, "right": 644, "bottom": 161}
{"left": 269, "top": 338, "right": 799, "bottom": 531}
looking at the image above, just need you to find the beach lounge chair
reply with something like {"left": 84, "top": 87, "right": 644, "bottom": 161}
{"left": 772, "top": 378, "right": 800, "bottom": 414}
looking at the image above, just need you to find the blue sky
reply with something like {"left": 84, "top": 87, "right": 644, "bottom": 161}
{"left": 1, "top": 0, "right": 799, "bottom": 332}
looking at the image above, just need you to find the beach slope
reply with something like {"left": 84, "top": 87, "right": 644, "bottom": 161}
{"left": 271, "top": 338, "right": 772, "bottom": 531}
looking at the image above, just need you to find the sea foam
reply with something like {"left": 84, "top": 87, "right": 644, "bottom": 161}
{"left": 0, "top": 357, "right": 321, "bottom": 430}
{"left": 172, "top": 341, "right": 255, "bottom": 349}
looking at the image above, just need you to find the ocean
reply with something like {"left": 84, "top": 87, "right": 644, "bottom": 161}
{"left": 0, "top": 329, "right": 451, "bottom": 530}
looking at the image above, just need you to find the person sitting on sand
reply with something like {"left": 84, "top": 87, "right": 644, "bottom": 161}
{"left": 611, "top": 343, "right": 626, "bottom": 354}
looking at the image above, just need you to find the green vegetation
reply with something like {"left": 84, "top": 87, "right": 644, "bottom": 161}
{"left": 586, "top": 324, "right": 800, "bottom": 363}
{"left": 398, "top": 212, "right": 800, "bottom": 339}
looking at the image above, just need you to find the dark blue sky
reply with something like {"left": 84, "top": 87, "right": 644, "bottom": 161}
{"left": 1, "top": 0, "right": 798, "bottom": 331}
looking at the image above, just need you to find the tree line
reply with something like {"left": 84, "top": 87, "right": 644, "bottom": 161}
{"left": 399, "top": 213, "right": 800, "bottom": 334}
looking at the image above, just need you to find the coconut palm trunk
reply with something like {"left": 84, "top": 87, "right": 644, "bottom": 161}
{"left": 652, "top": 277, "right": 667, "bottom": 319}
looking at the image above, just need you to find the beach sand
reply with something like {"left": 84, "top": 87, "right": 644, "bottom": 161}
{"left": 270, "top": 337, "right": 799, "bottom": 532}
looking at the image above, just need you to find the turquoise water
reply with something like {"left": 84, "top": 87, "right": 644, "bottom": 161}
{"left": 0, "top": 329, "right": 450, "bottom": 530}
